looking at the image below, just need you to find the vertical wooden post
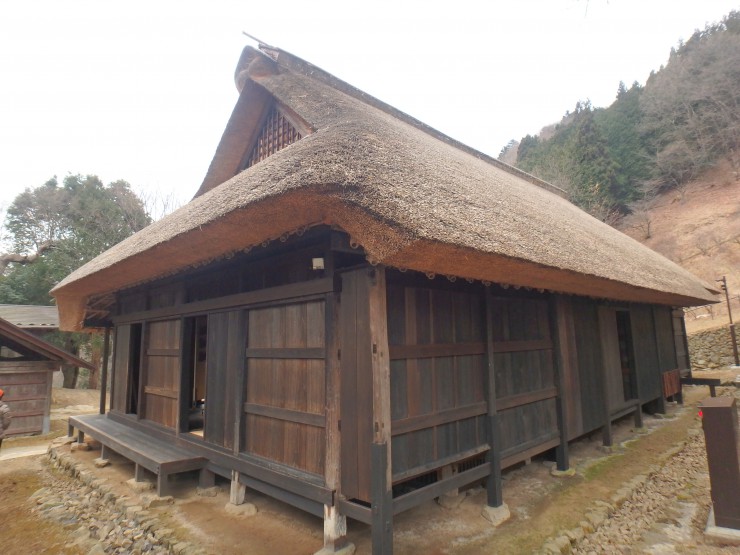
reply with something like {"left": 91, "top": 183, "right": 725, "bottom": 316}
{"left": 99, "top": 326, "right": 111, "bottom": 415}
{"left": 597, "top": 308, "right": 614, "bottom": 447}
{"left": 320, "top": 291, "right": 351, "bottom": 554}
{"left": 368, "top": 267, "right": 393, "bottom": 555}
{"left": 483, "top": 289, "right": 503, "bottom": 507}
{"left": 233, "top": 310, "right": 248, "bottom": 456}
{"left": 137, "top": 322, "right": 148, "bottom": 419}
{"left": 43, "top": 365, "right": 53, "bottom": 434}
{"left": 650, "top": 307, "right": 667, "bottom": 414}
{"left": 549, "top": 297, "right": 570, "bottom": 471}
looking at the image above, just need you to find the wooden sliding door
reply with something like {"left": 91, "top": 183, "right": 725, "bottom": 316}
{"left": 142, "top": 319, "right": 181, "bottom": 428}
{"left": 243, "top": 300, "right": 326, "bottom": 476}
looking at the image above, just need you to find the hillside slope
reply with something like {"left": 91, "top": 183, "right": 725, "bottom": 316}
{"left": 618, "top": 160, "right": 739, "bottom": 332}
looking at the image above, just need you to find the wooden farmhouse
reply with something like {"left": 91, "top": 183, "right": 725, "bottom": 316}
{"left": 55, "top": 44, "right": 717, "bottom": 554}
{"left": 0, "top": 316, "right": 93, "bottom": 437}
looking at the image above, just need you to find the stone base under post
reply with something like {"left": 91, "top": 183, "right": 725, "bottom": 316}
{"left": 313, "top": 505, "right": 355, "bottom": 555}
{"left": 481, "top": 503, "right": 511, "bottom": 527}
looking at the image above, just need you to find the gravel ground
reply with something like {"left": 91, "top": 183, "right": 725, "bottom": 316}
{"left": 572, "top": 386, "right": 740, "bottom": 555}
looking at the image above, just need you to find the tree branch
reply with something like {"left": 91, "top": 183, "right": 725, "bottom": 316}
{"left": 0, "top": 240, "right": 55, "bottom": 275}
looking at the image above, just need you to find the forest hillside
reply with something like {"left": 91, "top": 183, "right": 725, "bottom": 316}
{"left": 499, "top": 11, "right": 739, "bottom": 331}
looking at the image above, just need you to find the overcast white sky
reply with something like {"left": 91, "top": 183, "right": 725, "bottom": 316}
{"left": 0, "top": 0, "right": 737, "bottom": 215}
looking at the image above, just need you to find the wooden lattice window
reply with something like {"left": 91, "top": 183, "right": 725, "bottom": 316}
{"left": 245, "top": 106, "right": 302, "bottom": 168}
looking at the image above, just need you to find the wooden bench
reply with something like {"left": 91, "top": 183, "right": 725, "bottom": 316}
{"left": 680, "top": 376, "right": 722, "bottom": 397}
{"left": 68, "top": 414, "right": 207, "bottom": 496}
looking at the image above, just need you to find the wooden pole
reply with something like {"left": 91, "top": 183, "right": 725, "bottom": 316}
{"left": 483, "top": 289, "right": 503, "bottom": 506}
{"left": 321, "top": 291, "right": 350, "bottom": 553}
{"left": 99, "top": 327, "right": 111, "bottom": 415}
{"left": 548, "top": 296, "right": 570, "bottom": 471}
{"left": 368, "top": 267, "right": 393, "bottom": 555}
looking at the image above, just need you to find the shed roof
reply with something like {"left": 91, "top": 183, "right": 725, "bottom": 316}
{"left": 0, "top": 304, "right": 59, "bottom": 329}
{"left": 52, "top": 45, "right": 717, "bottom": 330}
{"left": 0, "top": 316, "right": 94, "bottom": 369}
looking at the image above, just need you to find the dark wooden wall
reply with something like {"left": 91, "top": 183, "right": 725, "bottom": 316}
{"left": 490, "top": 295, "right": 559, "bottom": 465}
{"left": 570, "top": 298, "right": 605, "bottom": 436}
{"left": 671, "top": 308, "right": 690, "bottom": 371}
{"left": 340, "top": 268, "right": 375, "bottom": 501}
{"left": 654, "top": 307, "right": 679, "bottom": 371}
{"left": 386, "top": 281, "right": 487, "bottom": 483}
{"left": 111, "top": 324, "right": 131, "bottom": 413}
{"left": 204, "top": 310, "right": 245, "bottom": 449}
{"left": 104, "top": 227, "right": 695, "bottom": 525}
{"left": 142, "top": 319, "right": 180, "bottom": 428}
{"left": 630, "top": 305, "right": 661, "bottom": 400}
{"left": 0, "top": 363, "right": 54, "bottom": 436}
{"left": 244, "top": 300, "right": 326, "bottom": 476}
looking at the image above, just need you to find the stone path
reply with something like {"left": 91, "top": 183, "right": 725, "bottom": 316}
{"left": 0, "top": 444, "right": 49, "bottom": 461}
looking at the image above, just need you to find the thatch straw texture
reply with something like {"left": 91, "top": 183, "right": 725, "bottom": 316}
{"left": 52, "top": 46, "right": 716, "bottom": 330}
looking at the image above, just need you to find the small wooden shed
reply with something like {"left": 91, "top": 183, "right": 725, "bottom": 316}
{"left": 0, "top": 315, "right": 93, "bottom": 436}
{"left": 54, "top": 45, "right": 717, "bottom": 554}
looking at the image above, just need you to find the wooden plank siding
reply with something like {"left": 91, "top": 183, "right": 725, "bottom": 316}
{"left": 654, "top": 306, "right": 679, "bottom": 371}
{"left": 204, "top": 310, "right": 246, "bottom": 449}
{"left": 629, "top": 305, "right": 661, "bottom": 401}
{"left": 386, "top": 282, "right": 487, "bottom": 484}
{"left": 339, "top": 268, "right": 375, "bottom": 501}
{"left": 243, "top": 300, "right": 326, "bottom": 477}
{"left": 110, "top": 324, "right": 131, "bottom": 413}
{"left": 671, "top": 308, "right": 691, "bottom": 371}
{"left": 571, "top": 299, "right": 605, "bottom": 435}
{"left": 142, "top": 319, "right": 181, "bottom": 428}
{"left": 0, "top": 364, "right": 55, "bottom": 436}
{"left": 490, "top": 295, "right": 559, "bottom": 465}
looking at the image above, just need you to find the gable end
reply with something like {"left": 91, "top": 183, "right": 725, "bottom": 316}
{"left": 241, "top": 105, "right": 302, "bottom": 169}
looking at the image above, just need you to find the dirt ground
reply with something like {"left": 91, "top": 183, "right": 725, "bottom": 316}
{"left": 2, "top": 380, "right": 739, "bottom": 555}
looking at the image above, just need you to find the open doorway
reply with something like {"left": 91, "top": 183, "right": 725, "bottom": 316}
{"left": 615, "top": 310, "right": 637, "bottom": 402}
{"left": 126, "top": 324, "right": 142, "bottom": 415}
{"left": 182, "top": 315, "right": 207, "bottom": 436}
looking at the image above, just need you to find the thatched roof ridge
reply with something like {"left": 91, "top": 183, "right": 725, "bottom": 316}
{"left": 52, "top": 45, "right": 716, "bottom": 330}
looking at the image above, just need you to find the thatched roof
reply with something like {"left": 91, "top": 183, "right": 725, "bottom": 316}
{"left": 52, "top": 45, "right": 716, "bottom": 330}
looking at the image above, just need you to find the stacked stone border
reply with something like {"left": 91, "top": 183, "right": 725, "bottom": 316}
{"left": 535, "top": 438, "right": 689, "bottom": 555}
{"left": 43, "top": 439, "right": 205, "bottom": 555}
{"left": 689, "top": 326, "right": 737, "bottom": 370}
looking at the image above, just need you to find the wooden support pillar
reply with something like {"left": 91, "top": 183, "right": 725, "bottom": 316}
{"left": 650, "top": 308, "right": 668, "bottom": 415}
{"left": 156, "top": 473, "right": 169, "bottom": 497}
{"left": 101, "top": 444, "right": 110, "bottom": 460}
{"left": 633, "top": 405, "right": 644, "bottom": 429}
{"left": 77, "top": 429, "right": 85, "bottom": 445}
{"left": 368, "top": 267, "right": 393, "bottom": 555}
{"left": 597, "top": 308, "right": 614, "bottom": 448}
{"left": 371, "top": 442, "right": 393, "bottom": 555}
{"left": 318, "top": 290, "right": 353, "bottom": 554}
{"left": 134, "top": 463, "right": 146, "bottom": 482}
{"left": 483, "top": 289, "right": 504, "bottom": 507}
{"left": 199, "top": 468, "right": 216, "bottom": 489}
{"left": 229, "top": 470, "right": 246, "bottom": 505}
{"left": 99, "top": 326, "right": 111, "bottom": 415}
{"left": 549, "top": 296, "right": 570, "bottom": 471}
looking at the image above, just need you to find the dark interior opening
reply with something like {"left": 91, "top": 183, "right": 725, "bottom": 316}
{"left": 126, "top": 323, "right": 142, "bottom": 414}
{"left": 615, "top": 311, "right": 637, "bottom": 401}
